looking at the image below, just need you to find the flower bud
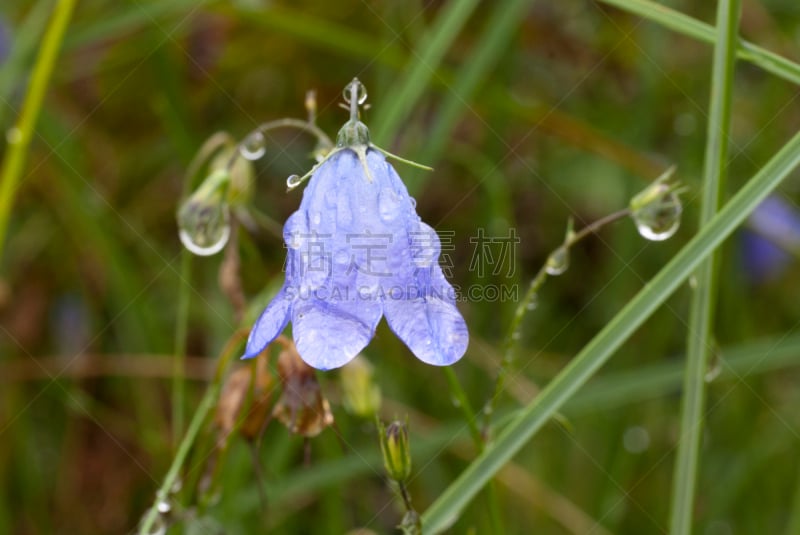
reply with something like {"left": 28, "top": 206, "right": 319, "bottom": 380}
{"left": 629, "top": 167, "right": 684, "bottom": 241}
{"left": 340, "top": 355, "right": 381, "bottom": 418}
{"left": 379, "top": 420, "right": 412, "bottom": 482}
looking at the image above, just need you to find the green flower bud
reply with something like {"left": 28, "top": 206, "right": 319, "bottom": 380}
{"left": 340, "top": 355, "right": 381, "bottom": 418}
{"left": 379, "top": 420, "right": 412, "bottom": 482}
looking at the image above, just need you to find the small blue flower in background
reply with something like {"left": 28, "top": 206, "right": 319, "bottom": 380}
{"left": 243, "top": 79, "right": 468, "bottom": 370}
{"left": 740, "top": 194, "right": 800, "bottom": 283}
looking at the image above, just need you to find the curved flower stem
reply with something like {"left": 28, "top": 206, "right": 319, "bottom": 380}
{"left": 227, "top": 118, "right": 334, "bottom": 169}
{"left": 138, "top": 331, "right": 247, "bottom": 535}
{"left": 0, "top": 0, "right": 76, "bottom": 261}
{"left": 481, "top": 208, "right": 632, "bottom": 437}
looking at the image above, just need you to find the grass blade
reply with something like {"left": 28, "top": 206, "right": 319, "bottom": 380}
{"left": 0, "top": 0, "right": 76, "bottom": 261}
{"left": 371, "top": 0, "right": 481, "bottom": 145}
{"left": 669, "top": 2, "right": 741, "bottom": 532}
{"left": 599, "top": 0, "right": 800, "bottom": 85}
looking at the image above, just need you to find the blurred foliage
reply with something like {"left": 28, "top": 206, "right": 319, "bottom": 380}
{"left": 1, "top": 1, "right": 800, "bottom": 534}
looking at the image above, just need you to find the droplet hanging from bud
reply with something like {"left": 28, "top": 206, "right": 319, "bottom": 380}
{"left": 240, "top": 131, "right": 267, "bottom": 161}
{"left": 630, "top": 167, "right": 684, "bottom": 242}
{"left": 545, "top": 246, "right": 569, "bottom": 276}
{"left": 177, "top": 169, "right": 231, "bottom": 256}
{"left": 342, "top": 78, "right": 368, "bottom": 105}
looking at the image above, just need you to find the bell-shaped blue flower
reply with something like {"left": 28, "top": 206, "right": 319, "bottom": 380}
{"left": 243, "top": 79, "right": 468, "bottom": 370}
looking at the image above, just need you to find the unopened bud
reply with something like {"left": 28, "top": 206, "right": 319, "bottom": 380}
{"left": 379, "top": 420, "right": 412, "bottom": 482}
{"left": 340, "top": 355, "right": 381, "bottom": 418}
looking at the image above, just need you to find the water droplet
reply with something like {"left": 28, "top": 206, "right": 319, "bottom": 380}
{"left": 287, "top": 174, "right": 303, "bottom": 189}
{"left": 240, "top": 131, "right": 266, "bottom": 160}
{"left": 545, "top": 247, "right": 569, "bottom": 276}
{"left": 451, "top": 396, "right": 461, "bottom": 408}
{"left": 156, "top": 500, "right": 171, "bottom": 514}
{"left": 170, "top": 479, "right": 183, "bottom": 494}
{"left": 177, "top": 199, "right": 231, "bottom": 256}
{"left": 342, "top": 78, "right": 368, "bottom": 105}
{"left": 632, "top": 192, "right": 682, "bottom": 241}
{"left": 6, "top": 127, "right": 21, "bottom": 144}
{"left": 378, "top": 188, "right": 401, "bottom": 221}
{"left": 511, "top": 331, "right": 521, "bottom": 341}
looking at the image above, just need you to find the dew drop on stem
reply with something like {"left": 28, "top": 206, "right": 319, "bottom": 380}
{"left": 240, "top": 131, "right": 267, "bottom": 160}
{"left": 545, "top": 247, "right": 569, "bottom": 276}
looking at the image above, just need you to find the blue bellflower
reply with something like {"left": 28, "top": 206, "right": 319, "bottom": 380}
{"left": 243, "top": 79, "right": 468, "bottom": 370}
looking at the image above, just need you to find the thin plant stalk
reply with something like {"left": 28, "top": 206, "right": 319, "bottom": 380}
{"left": 668, "top": 1, "right": 741, "bottom": 533}
{"left": 138, "top": 331, "right": 246, "bottom": 535}
{"left": 0, "top": 0, "right": 76, "bottom": 261}
{"left": 421, "top": 126, "right": 800, "bottom": 533}
{"left": 172, "top": 250, "right": 192, "bottom": 445}
{"left": 482, "top": 208, "right": 632, "bottom": 435}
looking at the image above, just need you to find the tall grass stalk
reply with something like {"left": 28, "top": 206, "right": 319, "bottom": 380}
{"left": 669, "top": 1, "right": 741, "bottom": 533}
{"left": 599, "top": 0, "right": 800, "bottom": 85}
{"left": 0, "top": 0, "right": 76, "bottom": 261}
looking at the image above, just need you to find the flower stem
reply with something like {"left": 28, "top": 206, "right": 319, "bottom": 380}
{"left": 481, "top": 208, "right": 631, "bottom": 436}
{"left": 138, "top": 331, "right": 246, "bottom": 535}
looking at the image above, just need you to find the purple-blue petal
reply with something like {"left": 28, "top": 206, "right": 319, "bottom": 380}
{"left": 292, "top": 295, "right": 382, "bottom": 370}
{"left": 242, "top": 288, "right": 292, "bottom": 359}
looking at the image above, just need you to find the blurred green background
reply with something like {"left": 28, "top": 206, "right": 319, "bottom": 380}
{"left": 1, "top": 0, "right": 800, "bottom": 533}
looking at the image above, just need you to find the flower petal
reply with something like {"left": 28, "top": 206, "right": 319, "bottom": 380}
{"left": 242, "top": 288, "right": 292, "bottom": 359}
{"left": 292, "top": 296, "right": 382, "bottom": 370}
{"left": 383, "top": 289, "right": 468, "bottom": 366}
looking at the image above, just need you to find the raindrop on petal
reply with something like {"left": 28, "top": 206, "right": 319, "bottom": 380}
{"left": 545, "top": 247, "right": 569, "bottom": 276}
{"left": 378, "top": 188, "right": 401, "bottom": 222}
{"left": 240, "top": 131, "right": 266, "bottom": 160}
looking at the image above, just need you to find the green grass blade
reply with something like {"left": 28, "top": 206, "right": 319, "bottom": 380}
{"left": 418, "top": 0, "right": 532, "bottom": 164}
{"left": 421, "top": 128, "right": 800, "bottom": 533}
{"left": 669, "top": 2, "right": 741, "bottom": 532}
{"left": 0, "top": 0, "right": 52, "bottom": 128}
{"left": 0, "top": 0, "right": 76, "bottom": 262}
{"left": 371, "top": 0, "right": 481, "bottom": 145}
{"left": 599, "top": 0, "right": 800, "bottom": 85}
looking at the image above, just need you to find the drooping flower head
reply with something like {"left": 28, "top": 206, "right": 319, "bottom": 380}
{"left": 243, "top": 79, "right": 468, "bottom": 370}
